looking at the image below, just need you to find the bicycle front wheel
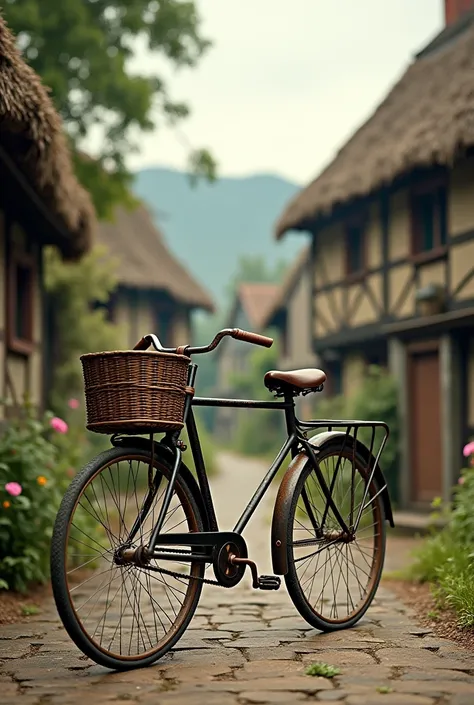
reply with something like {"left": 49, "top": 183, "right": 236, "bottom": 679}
{"left": 51, "top": 446, "right": 205, "bottom": 670}
{"left": 285, "top": 439, "right": 386, "bottom": 631}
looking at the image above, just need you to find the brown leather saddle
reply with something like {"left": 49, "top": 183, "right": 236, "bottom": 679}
{"left": 264, "top": 368, "right": 326, "bottom": 397}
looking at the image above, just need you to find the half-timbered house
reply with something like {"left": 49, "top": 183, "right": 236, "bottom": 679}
{"left": 275, "top": 1, "right": 474, "bottom": 509}
{"left": 97, "top": 204, "right": 214, "bottom": 349}
{"left": 0, "top": 16, "right": 95, "bottom": 415}
{"left": 260, "top": 248, "right": 321, "bottom": 417}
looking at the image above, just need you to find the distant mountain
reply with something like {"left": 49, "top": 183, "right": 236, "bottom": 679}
{"left": 132, "top": 167, "right": 306, "bottom": 306}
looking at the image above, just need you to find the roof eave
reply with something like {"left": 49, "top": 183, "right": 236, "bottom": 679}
{"left": 0, "top": 145, "right": 90, "bottom": 260}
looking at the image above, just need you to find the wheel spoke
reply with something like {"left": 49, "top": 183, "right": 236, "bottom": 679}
{"left": 53, "top": 450, "right": 204, "bottom": 665}
{"left": 288, "top": 447, "right": 385, "bottom": 628}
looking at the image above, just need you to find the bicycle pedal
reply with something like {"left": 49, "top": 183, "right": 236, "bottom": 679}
{"left": 256, "top": 575, "right": 281, "bottom": 590}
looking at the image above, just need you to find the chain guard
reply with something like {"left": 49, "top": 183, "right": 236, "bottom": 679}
{"left": 139, "top": 531, "right": 248, "bottom": 589}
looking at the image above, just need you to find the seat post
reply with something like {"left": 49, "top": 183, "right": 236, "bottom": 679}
{"left": 283, "top": 392, "right": 298, "bottom": 457}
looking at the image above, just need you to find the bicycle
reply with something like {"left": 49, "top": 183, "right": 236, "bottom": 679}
{"left": 50, "top": 327, "right": 394, "bottom": 671}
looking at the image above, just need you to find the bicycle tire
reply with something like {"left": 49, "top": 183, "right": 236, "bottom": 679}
{"left": 51, "top": 445, "right": 205, "bottom": 670}
{"left": 284, "top": 438, "right": 386, "bottom": 631}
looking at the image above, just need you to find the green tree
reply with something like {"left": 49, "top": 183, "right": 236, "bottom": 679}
{"left": 4, "top": 0, "right": 217, "bottom": 217}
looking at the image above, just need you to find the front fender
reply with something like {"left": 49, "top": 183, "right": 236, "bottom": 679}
{"left": 271, "top": 431, "right": 394, "bottom": 576}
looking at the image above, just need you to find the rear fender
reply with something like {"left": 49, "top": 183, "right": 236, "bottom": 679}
{"left": 271, "top": 431, "right": 394, "bottom": 576}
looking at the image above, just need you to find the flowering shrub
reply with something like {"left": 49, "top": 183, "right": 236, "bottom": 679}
{"left": 0, "top": 399, "right": 98, "bottom": 592}
{"left": 409, "top": 441, "right": 474, "bottom": 626}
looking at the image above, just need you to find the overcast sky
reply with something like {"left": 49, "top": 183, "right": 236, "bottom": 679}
{"left": 119, "top": 0, "right": 444, "bottom": 184}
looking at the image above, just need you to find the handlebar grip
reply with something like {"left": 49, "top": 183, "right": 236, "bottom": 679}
{"left": 133, "top": 337, "right": 151, "bottom": 351}
{"left": 232, "top": 328, "right": 273, "bottom": 348}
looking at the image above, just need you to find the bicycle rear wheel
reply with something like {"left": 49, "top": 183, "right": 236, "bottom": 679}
{"left": 285, "top": 439, "right": 386, "bottom": 631}
{"left": 51, "top": 446, "right": 205, "bottom": 670}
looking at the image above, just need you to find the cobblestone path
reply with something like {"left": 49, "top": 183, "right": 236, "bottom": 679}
{"left": 1, "top": 452, "right": 474, "bottom": 705}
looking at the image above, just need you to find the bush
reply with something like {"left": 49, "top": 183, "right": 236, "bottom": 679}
{"left": 349, "top": 366, "right": 400, "bottom": 502}
{"left": 0, "top": 399, "right": 100, "bottom": 593}
{"left": 0, "top": 404, "right": 61, "bottom": 591}
{"left": 408, "top": 442, "right": 474, "bottom": 627}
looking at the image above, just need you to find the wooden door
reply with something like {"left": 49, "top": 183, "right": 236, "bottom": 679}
{"left": 408, "top": 347, "right": 443, "bottom": 504}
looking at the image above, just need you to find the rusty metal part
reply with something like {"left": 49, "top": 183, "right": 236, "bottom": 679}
{"left": 271, "top": 452, "right": 307, "bottom": 575}
{"left": 229, "top": 554, "right": 260, "bottom": 589}
{"left": 115, "top": 545, "right": 150, "bottom": 566}
{"left": 271, "top": 431, "right": 393, "bottom": 575}
{"left": 212, "top": 542, "right": 245, "bottom": 587}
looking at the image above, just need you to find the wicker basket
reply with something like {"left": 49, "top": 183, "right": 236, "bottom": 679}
{"left": 80, "top": 350, "right": 191, "bottom": 434}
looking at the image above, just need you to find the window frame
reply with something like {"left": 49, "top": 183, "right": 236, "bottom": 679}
{"left": 344, "top": 213, "right": 367, "bottom": 282}
{"left": 410, "top": 175, "right": 448, "bottom": 263}
{"left": 7, "top": 248, "right": 36, "bottom": 356}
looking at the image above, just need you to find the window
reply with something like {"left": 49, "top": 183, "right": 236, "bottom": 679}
{"left": 345, "top": 221, "right": 366, "bottom": 277}
{"left": 411, "top": 184, "right": 447, "bottom": 256}
{"left": 7, "top": 252, "right": 35, "bottom": 355}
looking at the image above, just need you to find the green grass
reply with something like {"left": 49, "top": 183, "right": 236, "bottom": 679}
{"left": 305, "top": 662, "right": 341, "bottom": 678}
{"left": 21, "top": 604, "right": 41, "bottom": 616}
{"left": 376, "top": 686, "right": 393, "bottom": 694}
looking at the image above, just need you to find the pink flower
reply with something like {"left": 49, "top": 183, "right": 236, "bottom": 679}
{"left": 458, "top": 476, "right": 466, "bottom": 485}
{"left": 66, "top": 468, "right": 75, "bottom": 478}
{"left": 463, "top": 441, "right": 474, "bottom": 457}
{"left": 50, "top": 417, "right": 68, "bottom": 434}
{"left": 68, "top": 398, "right": 80, "bottom": 410}
{"left": 5, "top": 482, "right": 22, "bottom": 497}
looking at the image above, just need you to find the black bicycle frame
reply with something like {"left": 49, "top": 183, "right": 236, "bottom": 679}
{"left": 143, "top": 357, "right": 390, "bottom": 562}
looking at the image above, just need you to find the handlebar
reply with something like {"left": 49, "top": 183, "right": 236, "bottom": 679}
{"left": 133, "top": 328, "right": 273, "bottom": 355}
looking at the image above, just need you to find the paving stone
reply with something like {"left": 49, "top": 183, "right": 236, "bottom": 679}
{"left": 238, "top": 691, "right": 307, "bottom": 703}
{"left": 164, "top": 646, "right": 246, "bottom": 668}
{"left": 345, "top": 695, "right": 435, "bottom": 705}
{"left": 181, "top": 628, "right": 233, "bottom": 640}
{"left": 209, "top": 613, "right": 259, "bottom": 624}
{"left": 408, "top": 628, "right": 434, "bottom": 637}
{"left": 401, "top": 670, "right": 474, "bottom": 682}
{"left": 161, "top": 664, "right": 233, "bottom": 682}
{"left": 392, "top": 680, "right": 474, "bottom": 695}
{"left": 334, "top": 666, "right": 393, "bottom": 682}
{"left": 300, "top": 650, "right": 376, "bottom": 668}
{"left": 215, "top": 621, "right": 264, "bottom": 632}
{"left": 0, "top": 640, "right": 32, "bottom": 658}
{"left": 376, "top": 647, "right": 471, "bottom": 670}
{"left": 235, "top": 630, "right": 302, "bottom": 641}
{"left": 234, "top": 659, "right": 305, "bottom": 679}
{"left": 0, "top": 626, "right": 43, "bottom": 640}
{"left": 185, "top": 676, "right": 334, "bottom": 693}
{"left": 451, "top": 696, "right": 474, "bottom": 705}
{"left": 221, "top": 637, "right": 283, "bottom": 648}
{"left": 245, "top": 647, "right": 298, "bottom": 661}
{"left": 267, "top": 616, "right": 313, "bottom": 630}
{"left": 316, "top": 691, "right": 351, "bottom": 701}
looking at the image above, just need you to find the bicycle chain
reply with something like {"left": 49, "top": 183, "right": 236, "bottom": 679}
{"left": 142, "top": 547, "right": 232, "bottom": 588}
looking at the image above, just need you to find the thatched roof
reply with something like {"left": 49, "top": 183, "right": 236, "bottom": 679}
{"left": 276, "top": 14, "right": 474, "bottom": 239}
{"left": 261, "top": 246, "right": 310, "bottom": 328}
{"left": 0, "top": 14, "right": 95, "bottom": 258}
{"left": 98, "top": 203, "right": 214, "bottom": 312}
{"left": 234, "top": 282, "right": 279, "bottom": 330}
